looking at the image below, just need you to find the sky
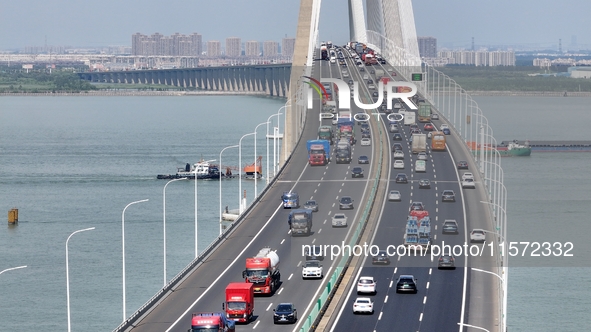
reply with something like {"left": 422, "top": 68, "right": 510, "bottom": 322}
{"left": 0, "top": 0, "right": 590, "bottom": 51}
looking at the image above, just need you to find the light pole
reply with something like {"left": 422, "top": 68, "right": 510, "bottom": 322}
{"left": 0, "top": 265, "right": 27, "bottom": 275}
{"left": 239, "top": 132, "right": 255, "bottom": 213}
{"left": 219, "top": 144, "right": 239, "bottom": 235}
{"left": 471, "top": 267, "right": 505, "bottom": 332}
{"left": 254, "top": 121, "right": 269, "bottom": 199}
{"left": 457, "top": 322, "right": 491, "bottom": 332}
{"left": 122, "top": 198, "right": 148, "bottom": 322}
{"left": 194, "top": 166, "right": 198, "bottom": 258}
{"left": 66, "top": 227, "right": 95, "bottom": 332}
{"left": 163, "top": 178, "right": 187, "bottom": 287}
{"left": 267, "top": 109, "right": 284, "bottom": 183}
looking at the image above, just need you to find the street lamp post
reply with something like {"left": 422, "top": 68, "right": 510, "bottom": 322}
{"left": 219, "top": 144, "right": 239, "bottom": 235}
{"left": 163, "top": 178, "right": 187, "bottom": 287}
{"left": 122, "top": 199, "right": 148, "bottom": 322}
{"left": 267, "top": 109, "right": 284, "bottom": 183}
{"left": 254, "top": 121, "right": 269, "bottom": 199}
{"left": 239, "top": 132, "right": 255, "bottom": 213}
{"left": 66, "top": 227, "right": 95, "bottom": 332}
{"left": 471, "top": 267, "right": 505, "bottom": 332}
{"left": 457, "top": 322, "right": 491, "bottom": 332}
{"left": 194, "top": 167, "right": 198, "bottom": 258}
{"left": 0, "top": 265, "right": 27, "bottom": 275}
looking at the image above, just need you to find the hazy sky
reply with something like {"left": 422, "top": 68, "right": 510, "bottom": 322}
{"left": 1, "top": 0, "right": 589, "bottom": 50}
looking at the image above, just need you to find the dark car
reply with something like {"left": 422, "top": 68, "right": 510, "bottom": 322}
{"left": 348, "top": 79, "right": 354, "bottom": 85}
{"left": 393, "top": 133, "right": 402, "bottom": 141}
{"left": 395, "top": 173, "right": 408, "bottom": 184}
{"left": 409, "top": 201, "right": 425, "bottom": 211}
{"left": 339, "top": 196, "right": 354, "bottom": 209}
{"left": 431, "top": 113, "right": 439, "bottom": 120}
{"left": 418, "top": 178, "right": 431, "bottom": 189}
{"left": 372, "top": 91, "right": 379, "bottom": 97}
{"left": 304, "top": 245, "right": 324, "bottom": 261}
{"left": 303, "top": 200, "right": 318, "bottom": 212}
{"left": 273, "top": 303, "right": 298, "bottom": 324}
{"left": 361, "top": 131, "right": 371, "bottom": 139}
{"left": 457, "top": 160, "right": 469, "bottom": 169}
{"left": 360, "top": 123, "right": 370, "bottom": 131}
{"left": 370, "top": 69, "right": 375, "bottom": 74}
{"left": 442, "top": 190, "right": 456, "bottom": 202}
{"left": 438, "top": 255, "right": 456, "bottom": 269}
{"left": 372, "top": 250, "right": 391, "bottom": 265}
{"left": 358, "top": 155, "right": 369, "bottom": 164}
{"left": 392, "top": 143, "right": 403, "bottom": 152}
{"left": 442, "top": 220, "right": 459, "bottom": 234}
{"left": 351, "top": 167, "right": 364, "bottom": 178}
{"left": 443, "top": 128, "right": 451, "bottom": 135}
{"left": 396, "top": 275, "right": 418, "bottom": 293}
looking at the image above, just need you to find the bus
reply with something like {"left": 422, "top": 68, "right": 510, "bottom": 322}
{"left": 431, "top": 131, "right": 446, "bottom": 151}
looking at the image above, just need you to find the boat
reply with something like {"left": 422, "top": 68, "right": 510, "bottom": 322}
{"left": 243, "top": 156, "right": 263, "bottom": 179}
{"left": 466, "top": 140, "right": 532, "bottom": 157}
{"left": 157, "top": 159, "right": 226, "bottom": 180}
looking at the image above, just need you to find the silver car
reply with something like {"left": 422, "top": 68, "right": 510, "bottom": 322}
{"left": 331, "top": 213, "right": 348, "bottom": 227}
{"left": 470, "top": 229, "right": 486, "bottom": 243}
{"left": 339, "top": 196, "right": 354, "bottom": 210}
{"left": 417, "top": 152, "right": 428, "bottom": 161}
{"left": 388, "top": 190, "right": 401, "bottom": 202}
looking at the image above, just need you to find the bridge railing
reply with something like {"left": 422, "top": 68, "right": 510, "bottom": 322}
{"left": 367, "top": 29, "right": 507, "bottom": 332}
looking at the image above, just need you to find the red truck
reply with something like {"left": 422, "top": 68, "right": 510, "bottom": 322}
{"left": 189, "top": 312, "right": 235, "bottom": 332}
{"left": 223, "top": 283, "right": 254, "bottom": 323}
{"left": 242, "top": 247, "right": 280, "bottom": 295}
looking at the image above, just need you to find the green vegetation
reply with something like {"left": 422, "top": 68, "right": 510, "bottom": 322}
{"left": 436, "top": 66, "right": 591, "bottom": 92}
{"left": 0, "top": 68, "right": 97, "bottom": 93}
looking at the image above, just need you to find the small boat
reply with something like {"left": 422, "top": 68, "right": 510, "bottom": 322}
{"left": 466, "top": 140, "right": 531, "bottom": 157}
{"left": 243, "top": 156, "right": 262, "bottom": 179}
{"left": 157, "top": 159, "right": 223, "bottom": 180}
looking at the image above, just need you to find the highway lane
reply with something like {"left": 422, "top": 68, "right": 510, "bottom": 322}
{"left": 126, "top": 51, "right": 383, "bottom": 332}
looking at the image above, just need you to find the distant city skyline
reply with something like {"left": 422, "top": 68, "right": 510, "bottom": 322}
{"left": 0, "top": 0, "right": 590, "bottom": 51}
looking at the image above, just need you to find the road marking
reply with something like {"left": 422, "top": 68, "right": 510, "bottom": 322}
{"left": 332, "top": 202, "right": 336, "bottom": 207}
{"left": 288, "top": 273, "right": 293, "bottom": 280}
{"left": 297, "top": 261, "right": 302, "bottom": 267}
{"left": 277, "top": 287, "right": 284, "bottom": 294}
{"left": 253, "top": 321, "right": 260, "bottom": 329}
{"left": 394, "top": 267, "right": 397, "bottom": 274}
{"left": 328, "top": 211, "right": 332, "bottom": 216}
{"left": 419, "top": 312, "right": 423, "bottom": 321}
{"left": 323, "top": 219, "right": 327, "bottom": 224}
{"left": 318, "top": 229, "right": 322, "bottom": 234}
{"left": 318, "top": 183, "right": 321, "bottom": 186}
{"left": 266, "top": 303, "right": 273, "bottom": 311}
{"left": 426, "top": 281, "right": 430, "bottom": 289}
{"left": 378, "top": 312, "right": 383, "bottom": 320}
{"left": 312, "top": 238, "right": 316, "bottom": 243}
{"left": 389, "top": 280, "right": 393, "bottom": 288}
{"left": 321, "top": 177, "right": 324, "bottom": 181}
{"left": 423, "top": 296, "right": 427, "bottom": 304}
{"left": 342, "top": 182, "right": 345, "bottom": 186}
{"left": 280, "top": 239, "right": 285, "bottom": 244}
{"left": 384, "top": 295, "right": 389, "bottom": 303}
{"left": 429, "top": 268, "right": 432, "bottom": 275}
{"left": 314, "top": 189, "right": 317, "bottom": 193}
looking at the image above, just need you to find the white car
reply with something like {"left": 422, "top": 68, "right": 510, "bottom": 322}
{"left": 368, "top": 84, "right": 376, "bottom": 90}
{"left": 360, "top": 138, "right": 371, "bottom": 146}
{"left": 417, "top": 152, "right": 428, "bottom": 161}
{"left": 302, "top": 260, "right": 323, "bottom": 279}
{"left": 462, "top": 172, "right": 474, "bottom": 181}
{"left": 393, "top": 150, "right": 404, "bottom": 159}
{"left": 388, "top": 190, "right": 401, "bottom": 202}
{"left": 357, "top": 276, "right": 377, "bottom": 294}
{"left": 353, "top": 297, "right": 374, "bottom": 314}
{"left": 440, "top": 124, "right": 449, "bottom": 130}
{"left": 343, "top": 72, "right": 350, "bottom": 78}
{"left": 331, "top": 213, "right": 348, "bottom": 227}
{"left": 470, "top": 229, "right": 486, "bottom": 243}
{"left": 363, "top": 74, "right": 369, "bottom": 80}
{"left": 393, "top": 160, "right": 405, "bottom": 169}
{"left": 462, "top": 178, "right": 476, "bottom": 189}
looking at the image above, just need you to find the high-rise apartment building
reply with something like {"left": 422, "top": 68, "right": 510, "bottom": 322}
{"left": 225, "top": 37, "right": 241, "bottom": 57}
{"left": 281, "top": 37, "right": 295, "bottom": 57}
{"left": 245, "top": 41, "right": 260, "bottom": 56}
{"left": 418, "top": 37, "right": 437, "bottom": 58}
{"left": 207, "top": 40, "right": 221, "bottom": 57}
{"left": 263, "top": 41, "right": 279, "bottom": 56}
{"left": 132, "top": 32, "right": 202, "bottom": 56}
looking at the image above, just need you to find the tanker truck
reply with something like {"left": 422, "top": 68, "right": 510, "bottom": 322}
{"left": 242, "top": 247, "right": 280, "bottom": 295}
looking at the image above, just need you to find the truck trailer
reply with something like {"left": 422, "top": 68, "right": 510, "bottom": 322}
{"left": 288, "top": 209, "right": 313, "bottom": 236}
{"left": 223, "top": 283, "right": 254, "bottom": 323}
{"left": 242, "top": 247, "right": 280, "bottom": 295}
{"left": 307, "top": 139, "right": 330, "bottom": 165}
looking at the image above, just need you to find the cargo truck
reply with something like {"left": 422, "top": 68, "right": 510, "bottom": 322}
{"left": 223, "top": 283, "right": 254, "bottom": 323}
{"left": 317, "top": 126, "right": 333, "bottom": 144}
{"left": 335, "top": 141, "right": 352, "bottom": 164}
{"left": 321, "top": 45, "right": 328, "bottom": 60}
{"left": 242, "top": 247, "right": 280, "bottom": 295}
{"left": 418, "top": 102, "right": 432, "bottom": 123}
{"left": 374, "top": 69, "right": 384, "bottom": 79}
{"left": 411, "top": 134, "right": 426, "bottom": 154}
{"left": 288, "top": 209, "right": 313, "bottom": 236}
{"left": 403, "top": 111, "right": 416, "bottom": 126}
{"left": 189, "top": 312, "right": 236, "bottom": 332}
{"left": 306, "top": 139, "right": 330, "bottom": 166}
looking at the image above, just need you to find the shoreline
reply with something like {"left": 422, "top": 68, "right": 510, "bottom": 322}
{"left": 466, "top": 90, "right": 591, "bottom": 97}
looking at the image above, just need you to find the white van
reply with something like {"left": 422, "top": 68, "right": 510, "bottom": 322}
{"left": 415, "top": 160, "right": 426, "bottom": 172}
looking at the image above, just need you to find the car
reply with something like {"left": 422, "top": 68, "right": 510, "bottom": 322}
{"left": 352, "top": 297, "right": 374, "bottom": 314}
{"left": 361, "top": 132, "right": 371, "bottom": 140}
{"left": 359, "top": 67, "right": 365, "bottom": 71}
{"left": 360, "top": 138, "right": 371, "bottom": 146}
{"left": 393, "top": 160, "right": 405, "bottom": 169}
{"left": 390, "top": 125, "right": 400, "bottom": 133}
{"left": 396, "top": 275, "right": 418, "bottom": 293}
{"left": 351, "top": 167, "right": 364, "bottom": 178}
{"left": 372, "top": 250, "right": 391, "bottom": 264}
{"left": 343, "top": 72, "right": 350, "bottom": 78}
{"left": 363, "top": 74, "right": 369, "bottom": 80}
{"left": 358, "top": 155, "right": 369, "bottom": 164}
{"left": 395, "top": 173, "right": 408, "bottom": 183}
{"left": 331, "top": 213, "right": 348, "bottom": 227}
{"left": 339, "top": 196, "right": 354, "bottom": 210}
{"left": 304, "top": 245, "right": 324, "bottom": 261}
{"left": 423, "top": 123, "right": 434, "bottom": 131}
{"left": 302, "top": 260, "right": 323, "bottom": 279}
{"left": 438, "top": 255, "right": 456, "bottom": 269}
{"left": 461, "top": 172, "right": 474, "bottom": 181}
{"left": 470, "top": 229, "right": 486, "bottom": 243}
{"left": 431, "top": 113, "right": 439, "bottom": 120}
{"left": 442, "top": 220, "right": 459, "bottom": 234}
{"left": 410, "top": 128, "right": 421, "bottom": 135}
{"left": 370, "top": 69, "right": 375, "bottom": 74}
{"left": 393, "top": 133, "right": 402, "bottom": 140}
{"left": 356, "top": 276, "right": 377, "bottom": 294}
{"left": 410, "top": 124, "right": 419, "bottom": 130}
{"left": 443, "top": 128, "right": 451, "bottom": 135}
{"left": 392, "top": 143, "right": 403, "bottom": 151}
{"left": 462, "top": 178, "right": 476, "bottom": 189}
{"left": 348, "top": 79, "right": 354, "bottom": 85}
{"left": 418, "top": 178, "right": 431, "bottom": 189}
{"left": 417, "top": 152, "right": 428, "bottom": 160}
{"left": 368, "top": 84, "right": 376, "bottom": 90}
{"left": 372, "top": 91, "right": 379, "bottom": 97}
{"left": 360, "top": 123, "right": 370, "bottom": 131}
{"left": 393, "top": 150, "right": 404, "bottom": 159}
{"left": 457, "top": 160, "right": 469, "bottom": 169}
{"left": 367, "top": 79, "right": 373, "bottom": 84}
{"left": 303, "top": 200, "right": 318, "bottom": 212}
{"left": 388, "top": 190, "right": 401, "bottom": 202}
{"left": 409, "top": 201, "right": 425, "bottom": 211}
{"left": 442, "top": 190, "right": 456, "bottom": 202}
{"left": 273, "top": 303, "right": 298, "bottom": 324}
{"left": 440, "top": 124, "right": 449, "bottom": 130}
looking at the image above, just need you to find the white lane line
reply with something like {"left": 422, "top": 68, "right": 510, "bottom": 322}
{"left": 339, "top": 188, "right": 342, "bottom": 193}
{"left": 342, "top": 182, "right": 345, "bottom": 186}
{"left": 423, "top": 296, "right": 427, "bottom": 304}
{"left": 426, "top": 281, "right": 430, "bottom": 289}
{"left": 253, "top": 321, "right": 260, "bottom": 329}
{"left": 332, "top": 202, "right": 336, "bottom": 207}
{"left": 280, "top": 239, "right": 285, "bottom": 244}
{"left": 378, "top": 312, "right": 383, "bottom": 320}
{"left": 318, "top": 228, "right": 322, "bottom": 234}
{"left": 323, "top": 219, "right": 327, "bottom": 224}
{"left": 419, "top": 312, "right": 423, "bottom": 321}
{"left": 288, "top": 273, "right": 293, "bottom": 280}
{"left": 314, "top": 189, "right": 317, "bottom": 193}
{"left": 328, "top": 211, "right": 332, "bottom": 216}
{"left": 278, "top": 288, "right": 284, "bottom": 295}
{"left": 321, "top": 177, "right": 324, "bottom": 181}
{"left": 429, "top": 268, "right": 432, "bottom": 275}
{"left": 297, "top": 261, "right": 302, "bottom": 267}
{"left": 266, "top": 303, "right": 273, "bottom": 311}
{"left": 312, "top": 238, "right": 316, "bottom": 243}
{"left": 394, "top": 267, "right": 397, "bottom": 274}
{"left": 389, "top": 280, "right": 393, "bottom": 288}
{"left": 318, "top": 183, "right": 321, "bottom": 187}
{"left": 384, "top": 295, "right": 389, "bottom": 303}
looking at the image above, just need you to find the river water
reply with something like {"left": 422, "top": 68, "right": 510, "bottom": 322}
{"left": 1, "top": 94, "right": 590, "bottom": 331}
